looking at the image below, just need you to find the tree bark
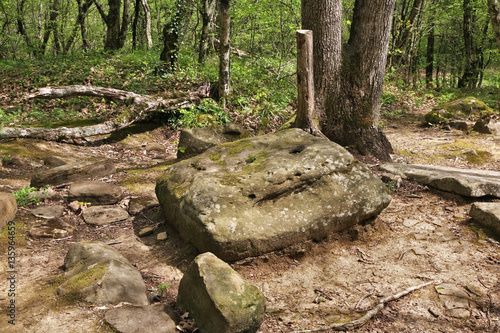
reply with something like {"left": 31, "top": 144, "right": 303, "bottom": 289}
{"left": 316, "top": 0, "right": 395, "bottom": 161}
{"left": 425, "top": 24, "right": 435, "bottom": 88}
{"left": 219, "top": 0, "right": 232, "bottom": 106}
{"left": 488, "top": 0, "right": 500, "bottom": 51}
{"left": 459, "top": 0, "right": 480, "bottom": 88}
{"left": 41, "top": 0, "right": 61, "bottom": 55}
{"left": 160, "top": 0, "right": 189, "bottom": 70}
{"left": 95, "top": 0, "right": 130, "bottom": 50}
{"left": 0, "top": 85, "right": 207, "bottom": 141}
{"left": 301, "top": 0, "right": 342, "bottom": 115}
{"left": 198, "top": 0, "right": 216, "bottom": 64}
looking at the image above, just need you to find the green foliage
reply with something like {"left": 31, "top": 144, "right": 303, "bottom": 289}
{"left": 13, "top": 186, "right": 39, "bottom": 207}
{"left": 175, "top": 99, "right": 229, "bottom": 129}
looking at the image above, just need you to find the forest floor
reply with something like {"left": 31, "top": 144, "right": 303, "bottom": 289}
{"left": 1, "top": 100, "right": 500, "bottom": 333}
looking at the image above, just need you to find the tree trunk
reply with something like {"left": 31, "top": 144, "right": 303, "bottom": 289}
{"left": 141, "top": 0, "right": 152, "bottom": 49}
{"left": 160, "top": 0, "right": 188, "bottom": 70}
{"left": 41, "top": 0, "right": 61, "bottom": 55}
{"left": 218, "top": 0, "right": 232, "bottom": 106}
{"left": 425, "top": 24, "right": 435, "bottom": 88}
{"left": 198, "top": 0, "right": 216, "bottom": 64}
{"left": 317, "top": 0, "right": 395, "bottom": 161}
{"left": 459, "top": 0, "right": 480, "bottom": 88}
{"left": 0, "top": 85, "right": 207, "bottom": 141}
{"left": 95, "top": 0, "right": 130, "bottom": 50}
{"left": 76, "top": 0, "right": 93, "bottom": 50}
{"left": 488, "top": 0, "right": 500, "bottom": 51}
{"left": 301, "top": 0, "right": 342, "bottom": 115}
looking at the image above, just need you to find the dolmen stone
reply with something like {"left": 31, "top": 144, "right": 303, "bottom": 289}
{"left": 0, "top": 192, "right": 17, "bottom": 230}
{"left": 82, "top": 205, "right": 129, "bottom": 225}
{"left": 177, "top": 252, "right": 265, "bottom": 333}
{"left": 68, "top": 181, "right": 124, "bottom": 205}
{"left": 469, "top": 202, "right": 500, "bottom": 236}
{"left": 105, "top": 304, "right": 176, "bottom": 333}
{"left": 57, "top": 242, "right": 148, "bottom": 305}
{"left": 31, "top": 159, "right": 116, "bottom": 187}
{"left": 380, "top": 163, "right": 500, "bottom": 198}
{"left": 156, "top": 128, "right": 391, "bottom": 261}
{"left": 177, "top": 123, "right": 250, "bottom": 160}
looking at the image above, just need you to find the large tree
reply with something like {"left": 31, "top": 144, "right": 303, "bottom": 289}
{"left": 301, "top": 0, "right": 395, "bottom": 161}
{"left": 95, "top": 0, "right": 131, "bottom": 50}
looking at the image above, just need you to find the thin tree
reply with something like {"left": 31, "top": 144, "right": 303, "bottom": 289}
{"left": 219, "top": 0, "right": 232, "bottom": 107}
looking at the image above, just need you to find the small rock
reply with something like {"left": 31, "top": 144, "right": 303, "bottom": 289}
{"left": 473, "top": 118, "right": 500, "bottom": 135}
{"left": 0, "top": 192, "right": 17, "bottom": 230}
{"left": 2, "top": 156, "right": 24, "bottom": 168}
{"left": 177, "top": 252, "right": 266, "bottom": 333}
{"left": 68, "top": 201, "right": 81, "bottom": 212}
{"left": 139, "top": 227, "right": 155, "bottom": 237}
{"left": 43, "top": 156, "right": 67, "bottom": 167}
{"left": 68, "top": 181, "right": 124, "bottom": 205}
{"left": 157, "top": 231, "right": 168, "bottom": 241}
{"left": 31, "top": 205, "right": 65, "bottom": 219}
{"left": 29, "top": 217, "right": 74, "bottom": 239}
{"left": 403, "top": 218, "right": 419, "bottom": 227}
{"left": 144, "top": 143, "right": 165, "bottom": 152}
{"left": 58, "top": 242, "right": 148, "bottom": 306}
{"left": 82, "top": 206, "right": 129, "bottom": 225}
{"left": 469, "top": 202, "right": 500, "bottom": 236}
{"left": 105, "top": 304, "right": 176, "bottom": 333}
{"left": 128, "top": 196, "right": 159, "bottom": 215}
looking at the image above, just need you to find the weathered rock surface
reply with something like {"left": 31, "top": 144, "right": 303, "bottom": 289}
{"left": 43, "top": 155, "right": 68, "bottom": 167}
{"left": 57, "top": 242, "right": 148, "bottom": 305}
{"left": 105, "top": 304, "right": 176, "bottom": 333}
{"left": 177, "top": 252, "right": 265, "bottom": 333}
{"left": 82, "top": 205, "right": 129, "bottom": 225}
{"left": 425, "top": 97, "right": 493, "bottom": 125}
{"left": 177, "top": 123, "right": 250, "bottom": 160}
{"left": 31, "top": 205, "right": 65, "bottom": 219}
{"left": 469, "top": 202, "right": 500, "bottom": 235}
{"left": 31, "top": 159, "right": 116, "bottom": 187}
{"left": 156, "top": 129, "right": 391, "bottom": 261}
{"left": 435, "top": 283, "right": 475, "bottom": 318}
{"left": 68, "top": 181, "right": 124, "bottom": 205}
{"left": 29, "top": 217, "right": 74, "bottom": 239}
{"left": 380, "top": 163, "right": 500, "bottom": 198}
{"left": 0, "top": 192, "right": 17, "bottom": 230}
{"left": 128, "top": 195, "right": 159, "bottom": 215}
{"left": 473, "top": 118, "right": 500, "bottom": 135}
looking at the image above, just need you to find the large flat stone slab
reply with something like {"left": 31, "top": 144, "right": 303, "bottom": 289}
{"left": 68, "top": 181, "right": 124, "bottom": 205}
{"left": 380, "top": 163, "right": 500, "bottom": 197}
{"left": 469, "top": 202, "right": 500, "bottom": 235}
{"left": 156, "top": 129, "right": 391, "bottom": 261}
{"left": 31, "top": 159, "right": 116, "bottom": 187}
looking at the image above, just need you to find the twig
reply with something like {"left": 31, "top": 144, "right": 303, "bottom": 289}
{"left": 290, "top": 280, "right": 440, "bottom": 333}
{"left": 355, "top": 290, "right": 374, "bottom": 310}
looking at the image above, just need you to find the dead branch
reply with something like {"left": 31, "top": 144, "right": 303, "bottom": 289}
{"left": 290, "top": 280, "right": 440, "bottom": 333}
{"left": 0, "top": 85, "right": 207, "bottom": 141}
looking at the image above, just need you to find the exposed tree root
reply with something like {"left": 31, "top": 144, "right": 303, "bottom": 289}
{"left": 0, "top": 85, "right": 208, "bottom": 141}
{"left": 290, "top": 280, "right": 441, "bottom": 332}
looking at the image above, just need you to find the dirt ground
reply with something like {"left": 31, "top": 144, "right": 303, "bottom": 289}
{"left": 1, "top": 106, "right": 500, "bottom": 333}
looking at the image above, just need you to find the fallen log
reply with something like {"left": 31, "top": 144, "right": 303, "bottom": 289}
{"left": 0, "top": 85, "right": 208, "bottom": 141}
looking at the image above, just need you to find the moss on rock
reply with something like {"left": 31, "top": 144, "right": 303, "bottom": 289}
{"left": 425, "top": 97, "right": 495, "bottom": 125}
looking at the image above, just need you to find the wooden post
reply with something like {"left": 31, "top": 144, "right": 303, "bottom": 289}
{"left": 294, "top": 30, "right": 316, "bottom": 132}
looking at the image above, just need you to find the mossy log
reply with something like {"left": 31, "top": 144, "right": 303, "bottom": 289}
{"left": 0, "top": 85, "right": 208, "bottom": 141}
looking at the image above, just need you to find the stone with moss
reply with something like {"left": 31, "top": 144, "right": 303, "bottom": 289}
{"left": 57, "top": 242, "right": 148, "bottom": 305}
{"left": 425, "top": 97, "right": 495, "bottom": 125}
{"left": 177, "top": 123, "right": 252, "bottom": 160}
{"left": 156, "top": 128, "right": 391, "bottom": 261}
{"left": 177, "top": 252, "right": 265, "bottom": 333}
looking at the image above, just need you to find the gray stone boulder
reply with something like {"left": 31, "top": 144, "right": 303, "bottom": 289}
{"left": 68, "top": 181, "right": 124, "bottom": 205}
{"left": 177, "top": 123, "right": 250, "bottom": 160}
{"left": 177, "top": 252, "right": 265, "bottom": 333}
{"left": 473, "top": 118, "right": 500, "bottom": 135}
{"left": 31, "top": 159, "right": 116, "bottom": 187}
{"left": 128, "top": 195, "right": 159, "bottom": 215}
{"left": 31, "top": 205, "right": 65, "bottom": 219}
{"left": 469, "top": 202, "right": 500, "bottom": 235}
{"left": 82, "top": 205, "right": 129, "bottom": 225}
{"left": 425, "top": 97, "right": 494, "bottom": 125}
{"left": 57, "top": 242, "right": 148, "bottom": 305}
{"left": 105, "top": 304, "right": 176, "bottom": 333}
{"left": 0, "top": 192, "right": 17, "bottom": 230}
{"left": 156, "top": 128, "right": 391, "bottom": 261}
{"left": 380, "top": 163, "right": 500, "bottom": 198}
